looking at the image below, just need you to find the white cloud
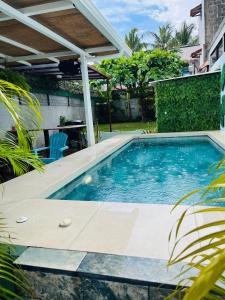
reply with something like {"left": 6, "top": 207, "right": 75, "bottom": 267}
{"left": 93, "top": 0, "right": 200, "bottom": 30}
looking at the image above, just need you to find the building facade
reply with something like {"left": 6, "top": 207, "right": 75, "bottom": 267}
{"left": 191, "top": 0, "right": 225, "bottom": 71}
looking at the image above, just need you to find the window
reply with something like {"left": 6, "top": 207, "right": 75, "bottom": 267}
{"left": 210, "top": 39, "right": 223, "bottom": 65}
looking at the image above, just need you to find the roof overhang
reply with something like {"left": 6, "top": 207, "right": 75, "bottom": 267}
{"left": 190, "top": 4, "right": 202, "bottom": 17}
{"left": 0, "top": 0, "right": 132, "bottom": 68}
{"left": 191, "top": 48, "right": 202, "bottom": 58}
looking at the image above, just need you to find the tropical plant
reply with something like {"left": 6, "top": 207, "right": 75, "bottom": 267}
{"left": 96, "top": 49, "right": 184, "bottom": 121}
{"left": 125, "top": 28, "right": 148, "bottom": 53}
{"left": 168, "top": 157, "right": 225, "bottom": 299}
{"left": 58, "top": 80, "right": 83, "bottom": 95}
{"left": 0, "top": 69, "right": 30, "bottom": 91}
{"left": 0, "top": 79, "right": 43, "bottom": 299}
{"left": 0, "top": 80, "right": 43, "bottom": 174}
{"left": 149, "top": 23, "right": 178, "bottom": 50}
{"left": 0, "top": 230, "right": 35, "bottom": 300}
{"left": 175, "top": 22, "right": 198, "bottom": 46}
{"left": 97, "top": 49, "right": 184, "bottom": 91}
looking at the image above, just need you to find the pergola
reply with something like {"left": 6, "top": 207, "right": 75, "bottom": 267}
{"left": 0, "top": 0, "right": 131, "bottom": 146}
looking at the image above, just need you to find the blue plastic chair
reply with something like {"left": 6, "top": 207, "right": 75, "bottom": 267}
{"left": 33, "top": 132, "right": 69, "bottom": 164}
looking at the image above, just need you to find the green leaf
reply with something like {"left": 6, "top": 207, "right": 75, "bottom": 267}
{"left": 183, "top": 250, "right": 225, "bottom": 300}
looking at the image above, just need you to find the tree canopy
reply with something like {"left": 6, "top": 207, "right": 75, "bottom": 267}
{"left": 96, "top": 49, "right": 185, "bottom": 96}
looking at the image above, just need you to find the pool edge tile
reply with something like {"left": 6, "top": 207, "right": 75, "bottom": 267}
{"left": 76, "top": 252, "right": 196, "bottom": 288}
{"left": 15, "top": 247, "right": 87, "bottom": 272}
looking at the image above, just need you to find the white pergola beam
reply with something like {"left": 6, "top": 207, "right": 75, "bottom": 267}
{"left": 0, "top": 35, "right": 40, "bottom": 54}
{"left": 0, "top": 0, "right": 87, "bottom": 57}
{"left": 80, "top": 54, "right": 95, "bottom": 146}
{"left": 85, "top": 46, "right": 117, "bottom": 53}
{"left": 6, "top": 46, "right": 119, "bottom": 63}
{"left": 0, "top": 35, "right": 59, "bottom": 63}
{"left": 72, "top": 0, "right": 132, "bottom": 57}
{"left": 0, "top": 1, "right": 74, "bottom": 22}
{"left": 0, "top": 0, "right": 130, "bottom": 57}
{"left": 0, "top": 0, "right": 129, "bottom": 148}
{"left": 0, "top": 52, "right": 31, "bottom": 66}
{"left": 6, "top": 51, "right": 74, "bottom": 62}
{"left": 87, "top": 52, "right": 122, "bottom": 63}
{"left": 17, "top": 60, "right": 31, "bottom": 66}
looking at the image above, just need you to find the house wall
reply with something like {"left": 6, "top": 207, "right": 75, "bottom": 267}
{"left": 204, "top": 0, "right": 225, "bottom": 56}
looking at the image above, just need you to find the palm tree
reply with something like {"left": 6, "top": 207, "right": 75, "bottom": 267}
{"left": 149, "top": 23, "right": 177, "bottom": 50}
{"left": 175, "top": 22, "right": 198, "bottom": 46}
{"left": 0, "top": 79, "right": 43, "bottom": 299}
{"left": 125, "top": 28, "right": 148, "bottom": 53}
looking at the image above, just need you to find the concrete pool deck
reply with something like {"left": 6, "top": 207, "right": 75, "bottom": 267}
{"left": 1, "top": 131, "right": 225, "bottom": 261}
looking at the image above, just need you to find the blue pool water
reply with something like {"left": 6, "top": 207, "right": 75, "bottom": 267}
{"left": 48, "top": 137, "right": 225, "bottom": 205}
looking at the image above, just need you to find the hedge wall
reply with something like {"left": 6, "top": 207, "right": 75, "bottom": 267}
{"left": 155, "top": 72, "right": 221, "bottom": 132}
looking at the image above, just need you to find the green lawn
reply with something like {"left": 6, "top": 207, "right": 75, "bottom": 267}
{"left": 97, "top": 121, "right": 157, "bottom": 132}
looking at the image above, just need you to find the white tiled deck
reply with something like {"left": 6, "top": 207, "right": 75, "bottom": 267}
{"left": 1, "top": 131, "right": 225, "bottom": 260}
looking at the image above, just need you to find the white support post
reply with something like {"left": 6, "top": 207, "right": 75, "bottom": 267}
{"left": 80, "top": 54, "right": 95, "bottom": 146}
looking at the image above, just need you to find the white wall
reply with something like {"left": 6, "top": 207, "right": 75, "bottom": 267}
{"left": 0, "top": 93, "right": 85, "bottom": 147}
{"left": 39, "top": 95, "right": 85, "bottom": 127}
{"left": 0, "top": 96, "right": 20, "bottom": 131}
{"left": 36, "top": 94, "right": 85, "bottom": 146}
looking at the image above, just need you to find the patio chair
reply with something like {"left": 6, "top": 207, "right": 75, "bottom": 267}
{"left": 33, "top": 132, "right": 68, "bottom": 164}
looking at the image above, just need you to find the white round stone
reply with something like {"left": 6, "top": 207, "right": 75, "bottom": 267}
{"left": 16, "top": 217, "right": 28, "bottom": 223}
{"left": 59, "top": 218, "right": 72, "bottom": 228}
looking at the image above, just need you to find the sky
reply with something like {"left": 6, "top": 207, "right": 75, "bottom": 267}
{"left": 93, "top": 0, "right": 200, "bottom": 43}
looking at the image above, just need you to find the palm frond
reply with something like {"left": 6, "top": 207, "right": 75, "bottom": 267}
{"left": 169, "top": 157, "right": 225, "bottom": 299}
{"left": 125, "top": 27, "right": 148, "bottom": 52}
{"left": 0, "top": 80, "right": 42, "bottom": 149}
{"left": 0, "top": 218, "right": 34, "bottom": 299}
{"left": 0, "top": 80, "right": 43, "bottom": 298}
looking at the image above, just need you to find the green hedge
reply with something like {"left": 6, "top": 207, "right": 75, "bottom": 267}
{"left": 221, "top": 63, "right": 225, "bottom": 91}
{"left": 155, "top": 72, "right": 221, "bottom": 132}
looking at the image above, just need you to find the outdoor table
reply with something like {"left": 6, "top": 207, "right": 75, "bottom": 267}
{"left": 29, "top": 125, "right": 86, "bottom": 149}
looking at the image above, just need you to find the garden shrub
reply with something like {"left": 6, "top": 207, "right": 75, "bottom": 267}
{"left": 221, "top": 63, "right": 225, "bottom": 91}
{"left": 155, "top": 72, "right": 220, "bottom": 132}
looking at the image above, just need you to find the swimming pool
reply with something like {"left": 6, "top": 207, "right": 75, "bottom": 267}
{"left": 48, "top": 136, "right": 225, "bottom": 205}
